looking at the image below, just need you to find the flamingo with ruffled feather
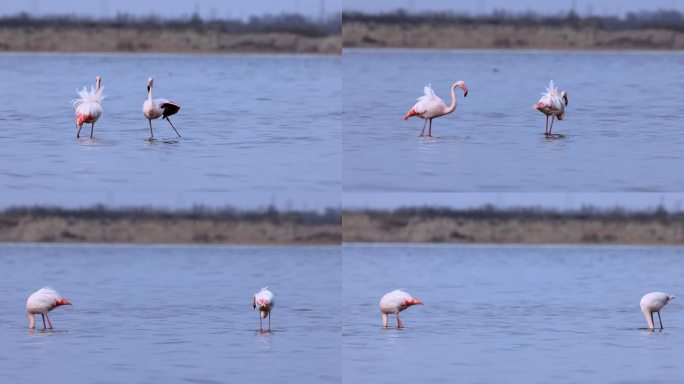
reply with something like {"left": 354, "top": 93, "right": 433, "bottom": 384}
{"left": 533, "top": 80, "right": 568, "bottom": 136}
{"left": 403, "top": 81, "right": 468, "bottom": 137}
{"left": 72, "top": 75, "right": 105, "bottom": 138}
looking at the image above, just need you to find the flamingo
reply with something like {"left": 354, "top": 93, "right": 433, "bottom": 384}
{"left": 72, "top": 75, "right": 105, "bottom": 138}
{"left": 379, "top": 289, "right": 423, "bottom": 328}
{"left": 26, "top": 287, "right": 72, "bottom": 330}
{"left": 532, "top": 80, "right": 568, "bottom": 136}
{"left": 640, "top": 292, "right": 675, "bottom": 330}
{"left": 403, "top": 81, "right": 468, "bottom": 137}
{"left": 253, "top": 287, "right": 275, "bottom": 332}
{"left": 142, "top": 77, "right": 181, "bottom": 139}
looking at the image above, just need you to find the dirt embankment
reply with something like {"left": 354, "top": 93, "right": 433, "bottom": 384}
{"left": 0, "top": 27, "right": 341, "bottom": 54}
{"left": 343, "top": 22, "right": 684, "bottom": 50}
{"left": 0, "top": 208, "right": 341, "bottom": 245}
{"left": 343, "top": 210, "right": 684, "bottom": 244}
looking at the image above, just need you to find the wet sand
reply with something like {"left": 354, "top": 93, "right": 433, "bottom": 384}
{"left": 343, "top": 209, "right": 684, "bottom": 244}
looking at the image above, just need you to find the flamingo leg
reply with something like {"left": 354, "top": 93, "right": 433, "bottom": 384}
{"left": 419, "top": 119, "right": 427, "bottom": 137}
{"left": 77, "top": 125, "right": 83, "bottom": 139}
{"left": 259, "top": 314, "right": 263, "bottom": 332}
{"left": 428, "top": 119, "right": 433, "bottom": 137}
{"left": 46, "top": 313, "right": 53, "bottom": 329}
{"left": 90, "top": 122, "right": 94, "bottom": 138}
{"left": 268, "top": 313, "right": 271, "bottom": 332}
{"left": 549, "top": 116, "right": 555, "bottom": 134}
{"left": 545, "top": 115, "right": 549, "bottom": 135}
{"left": 165, "top": 117, "right": 181, "bottom": 138}
{"left": 396, "top": 313, "right": 404, "bottom": 328}
{"left": 41, "top": 314, "right": 46, "bottom": 330}
{"left": 148, "top": 119, "right": 154, "bottom": 139}
{"left": 658, "top": 312, "right": 663, "bottom": 329}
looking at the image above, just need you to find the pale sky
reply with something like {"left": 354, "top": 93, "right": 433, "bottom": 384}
{"left": 344, "top": 0, "right": 684, "bottom": 16}
{"left": 0, "top": 0, "right": 342, "bottom": 19}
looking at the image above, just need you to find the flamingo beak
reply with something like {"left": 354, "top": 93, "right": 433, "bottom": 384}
{"left": 147, "top": 86, "right": 150, "bottom": 92}
{"left": 406, "top": 298, "right": 424, "bottom": 306}
{"left": 463, "top": 87, "right": 468, "bottom": 97}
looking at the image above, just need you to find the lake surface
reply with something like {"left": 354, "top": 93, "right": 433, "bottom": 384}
{"left": 343, "top": 50, "right": 684, "bottom": 192}
{"left": 0, "top": 53, "right": 341, "bottom": 209}
{"left": 343, "top": 244, "right": 684, "bottom": 383}
{"left": 0, "top": 244, "right": 340, "bottom": 383}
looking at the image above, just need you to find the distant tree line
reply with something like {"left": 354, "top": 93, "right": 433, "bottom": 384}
{"left": 0, "top": 205, "right": 341, "bottom": 225}
{"left": 349, "top": 204, "right": 682, "bottom": 223}
{"left": 343, "top": 9, "right": 684, "bottom": 31}
{"left": 0, "top": 12, "right": 342, "bottom": 37}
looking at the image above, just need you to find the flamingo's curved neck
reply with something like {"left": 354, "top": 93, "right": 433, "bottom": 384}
{"left": 148, "top": 85, "right": 153, "bottom": 101}
{"left": 445, "top": 83, "right": 458, "bottom": 114}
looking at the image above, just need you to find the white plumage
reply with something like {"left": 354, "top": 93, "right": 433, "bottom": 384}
{"left": 142, "top": 77, "right": 181, "bottom": 139}
{"left": 26, "top": 286, "right": 72, "bottom": 329}
{"left": 640, "top": 292, "right": 674, "bottom": 329}
{"left": 404, "top": 81, "right": 469, "bottom": 137}
{"left": 533, "top": 80, "right": 568, "bottom": 135}
{"left": 72, "top": 75, "right": 104, "bottom": 138}
{"left": 253, "top": 287, "right": 275, "bottom": 332}
{"left": 379, "top": 289, "right": 423, "bottom": 328}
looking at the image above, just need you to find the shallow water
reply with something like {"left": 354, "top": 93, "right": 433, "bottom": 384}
{"left": 343, "top": 50, "right": 684, "bottom": 192}
{"left": 0, "top": 53, "right": 341, "bottom": 208}
{"left": 343, "top": 244, "right": 684, "bottom": 383}
{"left": 0, "top": 244, "right": 340, "bottom": 383}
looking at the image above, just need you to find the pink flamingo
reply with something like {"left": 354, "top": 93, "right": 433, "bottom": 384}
{"left": 26, "top": 287, "right": 72, "bottom": 330}
{"left": 640, "top": 292, "right": 675, "bottom": 330}
{"left": 380, "top": 289, "right": 423, "bottom": 328}
{"left": 253, "top": 287, "right": 275, "bottom": 332}
{"left": 403, "top": 81, "right": 468, "bottom": 137}
{"left": 533, "top": 80, "right": 568, "bottom": 136}
{"left": 72, "top": 75, "right": 105, "bottom": 138}
{"left": 142, "top": 77, "right": 181, "bottom": 139}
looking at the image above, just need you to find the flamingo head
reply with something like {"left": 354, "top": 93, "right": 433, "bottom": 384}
{"left": 561, "top": 90, "right": 568, "bottom": 106}
{"left": 147, "top": 77, "right": 154, "bottom": 92}
{"left": 404, "top": 298, "right": 424, "bottom": 307}
{"left": 454, "top": 81, "right": 468, "bottom": 97}
{"left": 55, "top": 298, "right": 72, "bottom": 307}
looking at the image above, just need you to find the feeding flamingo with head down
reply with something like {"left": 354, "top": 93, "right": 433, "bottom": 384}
{"left": 532, "top": 80, "right": 568, "bottom": 136}
{"left": 26, "top": 287, "right": 72, "bottom": 330}
{"left": 403, "top": 81, "right": 468, "bottom": 137}
{"left": 380, "top": 289, "right": 423, "bottom": 328}
{"left": 72, "top": 75, "right": 105, "bottom": 138}
{"left": 640, "top": 292, "right": 674, "bottom": 330}
{"left": 142, "top": 77, "right": 181, "bottom": 140}
{"left": 253, "top": 287, "right": 275, "bottom": 332}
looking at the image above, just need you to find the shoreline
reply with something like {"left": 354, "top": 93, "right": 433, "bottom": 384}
{"left": 0, "top": 207, "right": 341, "bottom": 245}
{"left": 343, "top": 22, "right": 684, "bottom": 50}
{"left": 4, "top": 206, "right": 684, "bottom": 245}
{"left": 0, "top": 28, "right": 341, "bottom": 55}
{"left": 343, "top": 209, "right": 684, "bottom": 245}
